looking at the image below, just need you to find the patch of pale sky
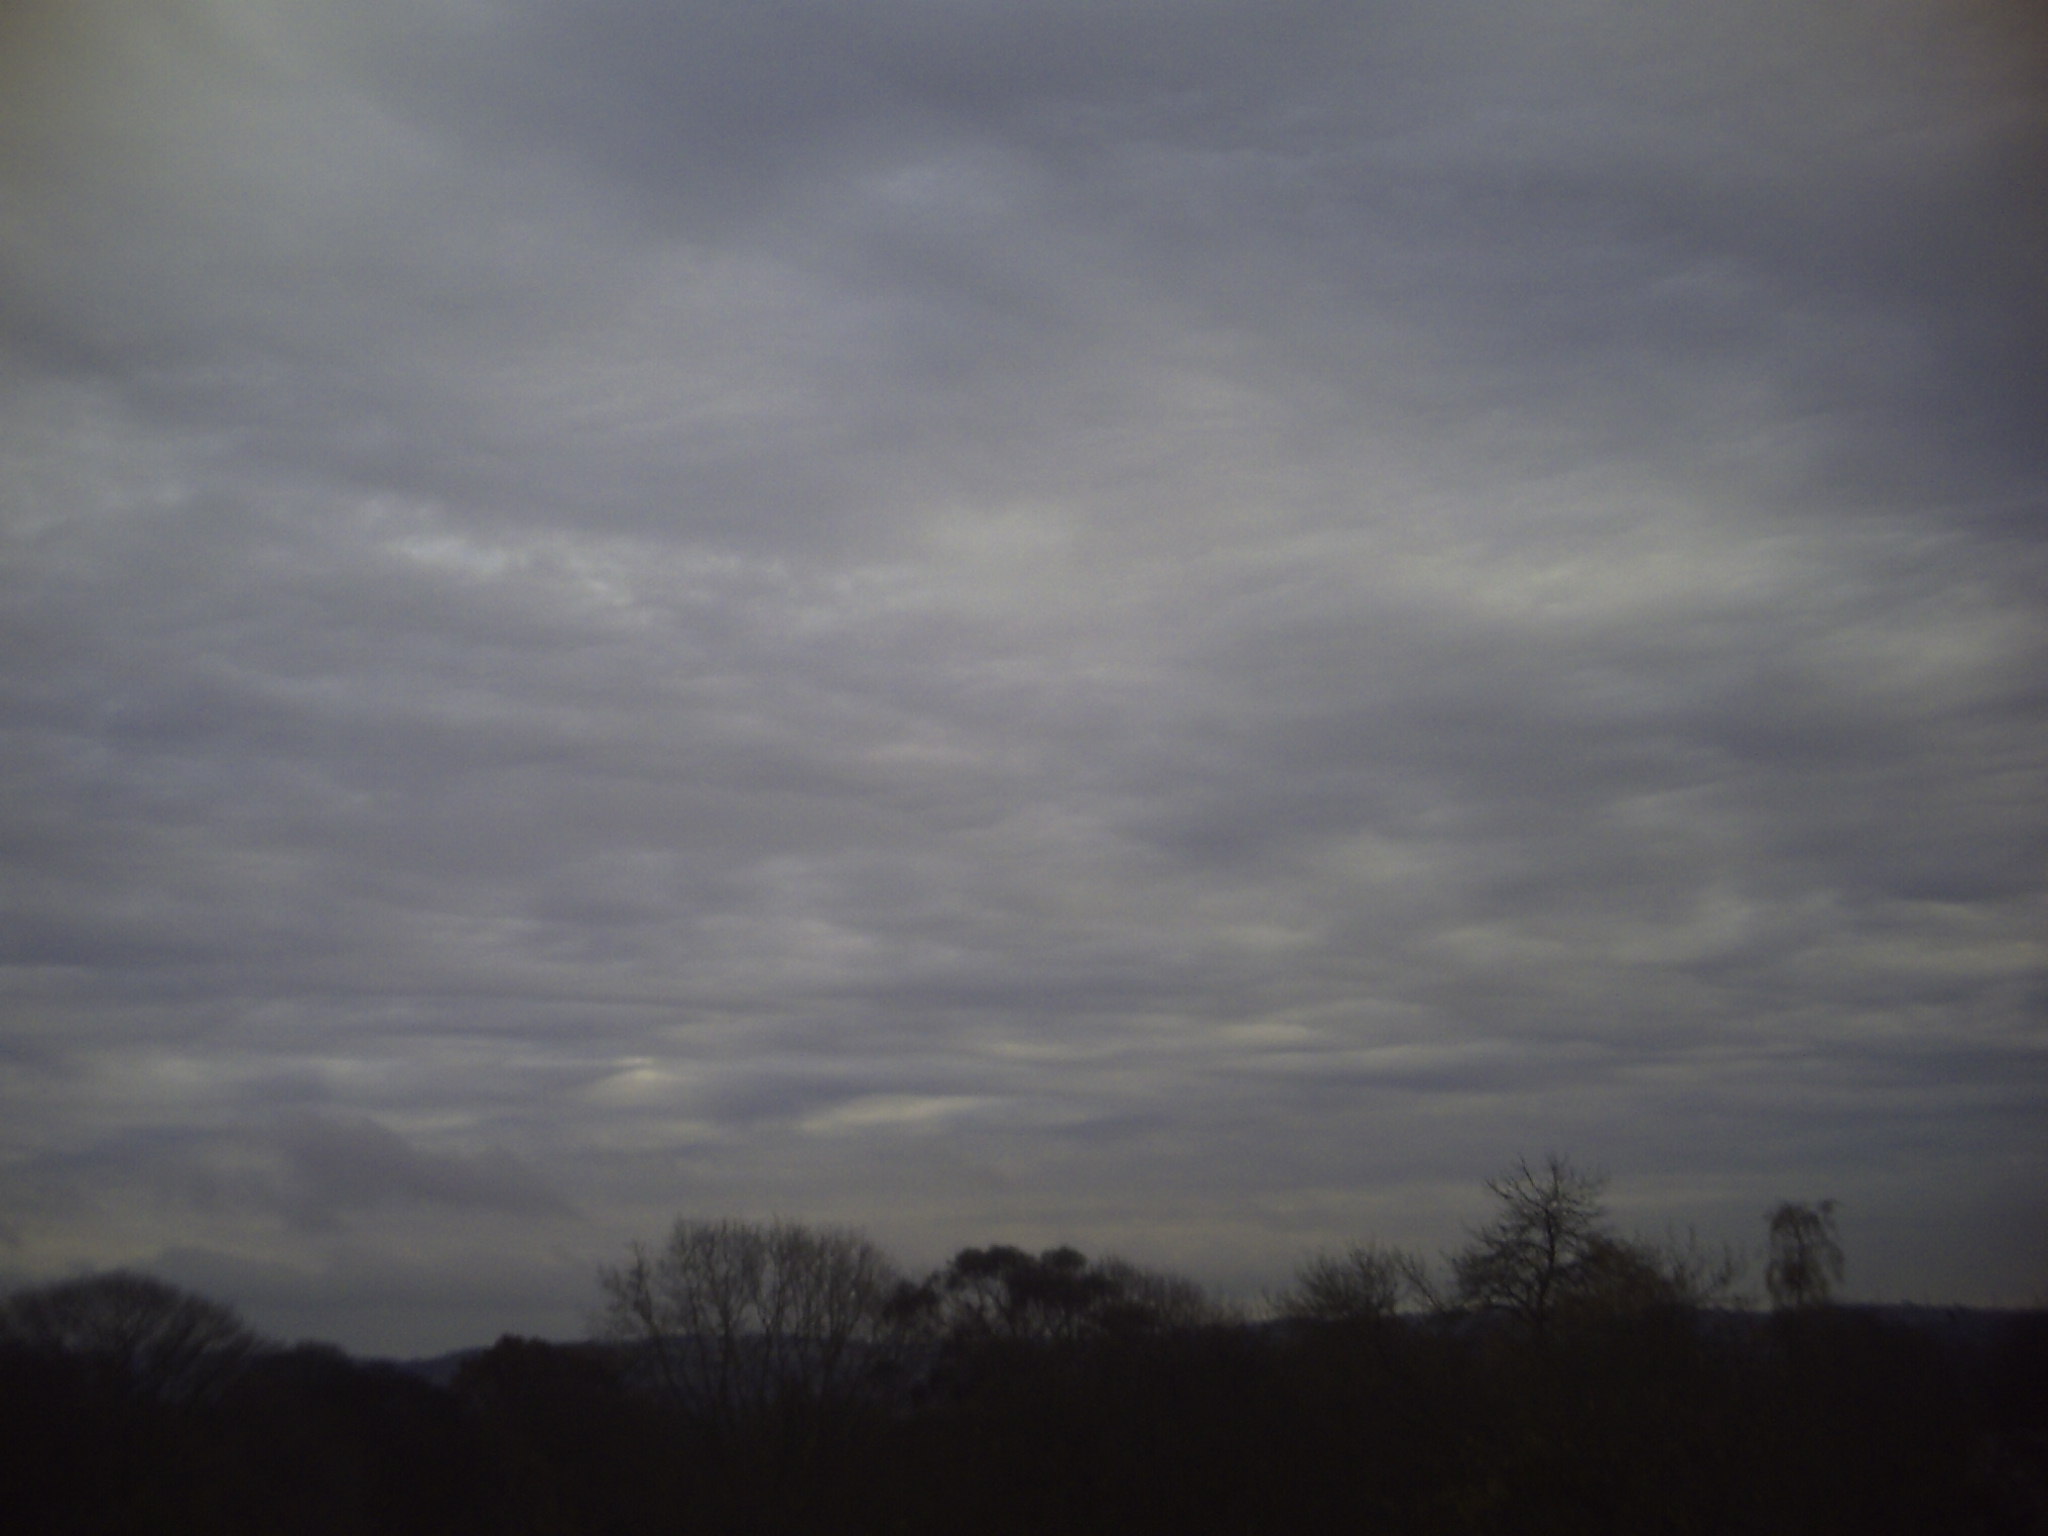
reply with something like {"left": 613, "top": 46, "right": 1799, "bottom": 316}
{"left": 797, "top": 1093, "right": 997, "bottom": 1136}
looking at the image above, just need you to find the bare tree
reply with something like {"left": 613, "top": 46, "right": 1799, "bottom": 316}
{"left": 596, "top": 1217, "right": 906, "bottom": 1429}
{"left": 1279, "top": 1243, "right": 1435, "bottom": 1324}
{"left": 1453, "top": 1155, "right": 1612, "bottom": 1335}
{"left": 1643, "top": 1227, "right": 1748, "bottom": 1310}
{"left": 1765, "top": 1200, "right": 1844, "bottom": 1310}
{"left": 0, "top": 1270, "right": 264, "bottom": 1404}
{"left": 1450, "top": 1156, "right": 1740, "bottom": 1334}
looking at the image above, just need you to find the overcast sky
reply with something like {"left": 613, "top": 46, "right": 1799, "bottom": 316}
{"left": 2, "top": 0, "right": 2043, "bottom": 1355}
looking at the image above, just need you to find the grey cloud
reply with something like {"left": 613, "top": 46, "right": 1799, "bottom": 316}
{"left": 262, "top": 1115, "right": 574, "bottom": 1229}
{"left": 0, "top": 0, "right": 2042, "bottom": 1346}
{"left": 3, "top": 1117, "right": 572, "bottom": 1237}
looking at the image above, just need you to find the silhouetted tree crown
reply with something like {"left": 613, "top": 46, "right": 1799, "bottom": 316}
{"left": 1449, "top": 1155, "right": 1740, "bottom": 1333}
{"left": 897, "top": 1243, "right": 1227, "bottom": 1347}
{"left": 2, "top": 1187, "right": 2035, "bottom": 1536}
{"left": 1279, "top": 1243, "right": 1435, "bottom": 1323}
{"left": 0, "top": 1269, "right": 264, "bottom": 1404}
{"left": 596, "top": 1215, "right": 906, "bottom": 1425}
{"left": 1766, "top": 1199, "right": 1845, "bottom": 1309}
{"left": 1453, "top": 1154, "right": 1613, "bottom": 1332}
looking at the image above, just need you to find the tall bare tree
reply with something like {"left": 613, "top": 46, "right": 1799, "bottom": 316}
{"left": 596, "top": 1217, "right": 906, "bottom": 1430}
{"left": 1453, "top": 1155, "right": 1612, "bottom": 1335}
{"left": 1451, "top": 1156, "right": 1740, "bottom": 1334}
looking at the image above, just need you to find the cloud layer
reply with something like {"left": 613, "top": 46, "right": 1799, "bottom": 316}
{"left": 2, "top": 0, "right": 2043, "bottom": 1351}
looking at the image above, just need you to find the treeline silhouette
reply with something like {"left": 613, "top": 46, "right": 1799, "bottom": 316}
{"left": 3, "top": 1160, "right": 2043, "bottom": 1535}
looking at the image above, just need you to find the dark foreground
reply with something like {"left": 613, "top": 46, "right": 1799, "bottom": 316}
{"left": 4, "top": 1303, "right": 2045, "bottom": 1535}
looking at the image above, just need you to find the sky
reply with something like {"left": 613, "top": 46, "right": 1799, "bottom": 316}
{"left": 1, "top": 0, "right": 2043, "bottom": 1356}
